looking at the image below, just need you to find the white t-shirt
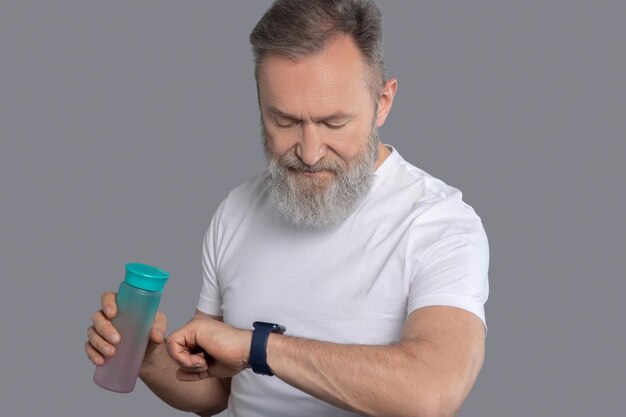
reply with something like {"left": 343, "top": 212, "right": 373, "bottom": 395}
{"left": 197, "top": 146, "right": 489, "bottom": 417}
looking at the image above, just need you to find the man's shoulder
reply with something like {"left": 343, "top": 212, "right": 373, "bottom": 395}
{"left": 382, "top": 149, "right": 464, "bottom": 208}
{"left": 376, "top": 149, "right": 483, "bottom": 234}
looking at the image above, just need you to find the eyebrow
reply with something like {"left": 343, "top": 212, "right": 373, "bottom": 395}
{"left": 267, "top": 105, "right": 356, "bottom": 123}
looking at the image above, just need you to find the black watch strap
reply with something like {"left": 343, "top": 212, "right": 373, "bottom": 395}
{"left": 249, "top": 321, "right": 286, "bottom": 376}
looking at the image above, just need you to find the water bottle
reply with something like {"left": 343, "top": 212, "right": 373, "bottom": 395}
{"left": 93, "top": 262, "right": 170, "bottom": 393}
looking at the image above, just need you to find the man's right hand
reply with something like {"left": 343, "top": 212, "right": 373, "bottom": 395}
{"left": 85, "top": 291, "right": 168, "bottom": 366}
{"left": 86, "top": 294, "right": 230, "bottom": 413}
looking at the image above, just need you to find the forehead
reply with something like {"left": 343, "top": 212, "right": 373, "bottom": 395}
{"left": 257, "top": 36, "right": 372, "bottom": 114}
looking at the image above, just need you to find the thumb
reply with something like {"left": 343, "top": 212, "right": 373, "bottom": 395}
{"left": 149, "top": 311, "right": 168, "bottom": 344}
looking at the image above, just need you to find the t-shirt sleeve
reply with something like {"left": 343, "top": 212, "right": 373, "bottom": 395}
{"left": 196, "top": 198, "right": 227, "bottom": 316}
{"left": 406, "top": 192, "right": 490, "bottom": 330}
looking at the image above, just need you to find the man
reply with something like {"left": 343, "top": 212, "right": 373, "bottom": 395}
{"left": 86, "top": 1, "right": 489, "bottom": 416}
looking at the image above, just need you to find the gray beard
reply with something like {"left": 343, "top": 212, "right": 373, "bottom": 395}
{"left": 263, "top": 128, "right": 380, "bottom": 230}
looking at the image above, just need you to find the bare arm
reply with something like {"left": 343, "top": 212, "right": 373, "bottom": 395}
{"left": 86, "top": 294, "right": 230, "bottom": 416}
{"left": 167, "top": 306, "right": 485, "bottom": 417}
{"left": 266, "top": 306, "right": 485, "bottom": 417}
{"left": 139, "top": 310, "right": 231, "bottom": 415}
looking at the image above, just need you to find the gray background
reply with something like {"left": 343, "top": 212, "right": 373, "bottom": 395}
{"left": 1, "top": 1, "right": 624, "bottom": 416}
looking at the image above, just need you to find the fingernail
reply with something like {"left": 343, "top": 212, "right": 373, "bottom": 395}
{"left": 110, "top": 333, "right": 120, "bottom": 344}
{"left": 104, "top": 307, "right": 113, "bottom": 316}
{"left": 104, "top": 346, "right": 113, "bottom": 356}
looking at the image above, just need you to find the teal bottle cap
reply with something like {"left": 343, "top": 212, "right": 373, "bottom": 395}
{"left": 124, "top": 263, "right": 170, "bottom": 292}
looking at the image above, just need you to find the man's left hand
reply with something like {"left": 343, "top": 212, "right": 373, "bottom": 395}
{"left": 166, "top": 316, "right": 252, "bottom": 381}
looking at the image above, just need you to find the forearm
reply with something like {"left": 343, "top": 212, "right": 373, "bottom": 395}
{"left": 139, "top": 343, "right": 229, "bottom": 415}
{"left": 266, "top": 335, "right": 458, "bottom": 417}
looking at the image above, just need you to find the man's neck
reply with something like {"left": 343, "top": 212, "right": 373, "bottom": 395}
{"left": 374, "top": 142, "right": 391, "bottom": 170}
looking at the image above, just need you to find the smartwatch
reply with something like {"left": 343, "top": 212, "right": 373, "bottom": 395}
{"left": 249, "top": 321, "right": 286, "bottom": 376}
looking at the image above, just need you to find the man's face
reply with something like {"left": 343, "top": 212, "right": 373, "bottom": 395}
{"left": 258, "top": 35, "right": 384, "bottom": 229}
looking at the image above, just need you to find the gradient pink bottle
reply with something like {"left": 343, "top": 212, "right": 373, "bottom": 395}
{"left": 93, "top": 263, "right": 170, "bottom": 393}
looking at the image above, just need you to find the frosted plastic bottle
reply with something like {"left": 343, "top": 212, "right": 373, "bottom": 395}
{"left": 93, "top": 263, "right": 170, "bottom": 393}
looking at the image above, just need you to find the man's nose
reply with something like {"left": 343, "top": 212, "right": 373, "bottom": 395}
{"left": 296, "top": 124, "right": 326, "bottom": 167}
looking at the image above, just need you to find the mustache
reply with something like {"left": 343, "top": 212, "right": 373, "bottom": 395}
{"left": 274, "top": 150, "right": 345, "bottom": 174}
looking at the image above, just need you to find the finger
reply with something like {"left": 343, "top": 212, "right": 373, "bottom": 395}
{"left": 87, "top": 325, "right": 116, "bottom": 357}
{"left": 85, "top": 341, "right": 105, "bottom": 366}
{"left": 168, "top": 346, "right": 207, "bottom": 369}
{"left": 150, "top": 311, "right": 168, "bottom": 344}
{"left": 91, "top": 310, "right": 121, "bottom": 345}
{"left": 176, "top": 367, "right": 211, "bottom": 382}
{"left": 100, "top": 291, "right": 117, "bottom": 319}
{"left": 184, "top": 351, "right": 209, "bottom": 370}
{"left": 166, "top": 332, "right": 194, "bottom": 368}
{"left": 166, "top": 330, "right": 206, "bottom": 369}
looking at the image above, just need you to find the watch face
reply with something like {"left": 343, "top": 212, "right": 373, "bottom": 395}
{"left": 273, "top": 324, "right": 286, "bottom": 334}
{"left": 253, "top": 321, "right": 286, "bottom": 334}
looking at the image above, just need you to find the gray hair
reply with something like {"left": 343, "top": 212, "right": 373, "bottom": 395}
{"left": 250, "top": 0, "right": 386, "bottom": 100}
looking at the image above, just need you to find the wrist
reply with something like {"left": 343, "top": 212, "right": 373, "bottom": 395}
{"left": 249, "top": 322, "right": 286, "bottom": 376}
{"left": 241, "top": 329, "right": 253, "bottom": 369}
{"left": 265, "top": 332, "right": 283, "bottom": 375}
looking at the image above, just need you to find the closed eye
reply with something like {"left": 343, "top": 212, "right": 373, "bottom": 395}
{"left": 275, "top": 118, "right": 300, "bottom": 128}
{"left": 324, "top": 121, "right": 349, "bottom": 129}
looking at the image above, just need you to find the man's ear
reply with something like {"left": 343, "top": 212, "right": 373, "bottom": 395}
{"left": 376, "top": 78, "right": 398, "bottom": 128}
